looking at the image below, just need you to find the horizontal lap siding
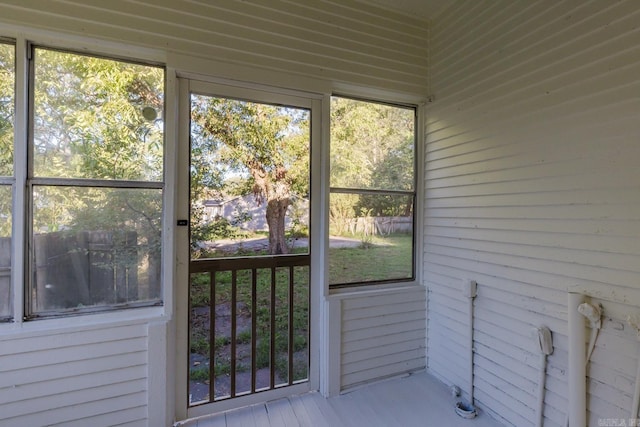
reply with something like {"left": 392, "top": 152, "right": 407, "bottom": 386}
{"left": 0, "top": 0, "right": 428, "bottom": 95}
{"left": 0, "top": 323, "right": 149, "bottom": 426}
{"left": 340, "top": 287, "right": 426, "bottom": 390}
{"left": 0, "top": 1, "right": 431, "bottom": 425}
{"left": 426, "top": 1, "right": 640, "bottom": 426}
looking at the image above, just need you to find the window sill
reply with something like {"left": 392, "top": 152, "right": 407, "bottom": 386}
{"left": 0, "top": 304, "right": 168, "bottom": 340}
{"left": 327, "top": 280, "right": 423, "bottom": 300}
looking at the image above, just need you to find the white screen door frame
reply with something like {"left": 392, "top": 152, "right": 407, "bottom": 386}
{"left": 175, "top": 78, "right": 322, "bottom": 420}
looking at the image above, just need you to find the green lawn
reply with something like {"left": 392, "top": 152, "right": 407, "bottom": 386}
{"left": 328, "top": 234, "right": 413, "bottom": 285}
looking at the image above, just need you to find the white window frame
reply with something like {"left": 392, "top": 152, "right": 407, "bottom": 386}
{"left": 1, "top": 33, "right": 173, "bottom": 327}
{"left": 328, "top": 94, "right": 420, "bottom": 289}
{"left": 26, "top": 44, "right": 166, "bottom": 318}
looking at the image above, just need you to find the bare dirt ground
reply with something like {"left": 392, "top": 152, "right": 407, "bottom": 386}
{"left": 190, "top": 302, "right": 264, "bottom": 403}
{"left": 189, "top": 302, "right": 290, "bottom": 404}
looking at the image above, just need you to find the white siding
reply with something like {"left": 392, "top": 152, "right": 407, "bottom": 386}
{"left": 0, "top": 322, "right": 149, "bottom": 426}
{"left": 582, "top": 298, "right": 640, "bottom": 426}
{"left": 426, "top": 1, "right": 640, "bottom": 426}
{"left": 0, "top": 2, "right": 429, "bottom": 426}
{"left": 338, "top": 286, "right": 426, "bottom": 390}
{"left": 0, "top": 0, "right": 428, "bottom": 96}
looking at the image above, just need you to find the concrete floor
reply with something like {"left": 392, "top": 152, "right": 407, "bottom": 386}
{"left": 180, "top": 371, "right": 503, "bottom": 427}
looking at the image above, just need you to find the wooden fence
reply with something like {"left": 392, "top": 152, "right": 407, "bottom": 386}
{"left": 341, "top": 216, "right": 413, "bottom": 237}
{"left": 33, "top": 231, "right": 139, "bottom": 311}
{"left": 0, "top": 237, "right": 9, "bottom": 318}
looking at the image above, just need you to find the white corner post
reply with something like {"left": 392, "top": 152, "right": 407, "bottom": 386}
{"left": 568, "top": 292, "right": 586, "bottom": 427}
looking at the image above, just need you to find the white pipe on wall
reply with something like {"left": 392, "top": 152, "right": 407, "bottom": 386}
{"left": 568, "top": 293, "right": 587, "bottom": 427}
{"left": 455, "top": 279, "right": 478, "bottom": 419}
{"left": 536, "top": 352, "right": 548, "bottom": 427}
{"left": 466, "top": 280, "right": 477, "bottom": 405}
{"left": 535, "top": 326, "right": 553, "bottom": 427}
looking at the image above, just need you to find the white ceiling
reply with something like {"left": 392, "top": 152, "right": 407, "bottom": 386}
{"left": 362, "top": 0, "right": 451, "bottom": 21}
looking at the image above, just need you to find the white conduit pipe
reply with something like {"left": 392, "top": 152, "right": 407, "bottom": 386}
{"left": 565, "top": 302, "right": 603, "bottom": 427}
{"left": 568, "top": 293, "right": 587, "bottom": 427}
{"left": 563, "top": 301, "right": 602, "bottom": 427}
{"left": 535, "top": 326, "right": 553, "bottom": 427}
{"left": 468, "top": 284, "right": 476, "bottom": 406}
{"left": 455, "top": 280, "right": 478, "bottom": 419}
{"left": 537, "top": 352, "right": 547, "bottom": 427}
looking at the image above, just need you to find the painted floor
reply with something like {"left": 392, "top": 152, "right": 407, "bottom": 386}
{"left": 182, "top": 371, "right": 504, "bottom": 427}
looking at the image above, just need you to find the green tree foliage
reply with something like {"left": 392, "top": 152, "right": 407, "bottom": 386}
{"left": 32, "top": 49, "right": 164, "bottom": 237}
{"left": 0, "top": 43, "right": 13, "bottom": 176}
{"left": 330, "top": 97, "right": 414, "bottom": 190}
{"left": 190, "top": 96, "right": 309, "bottom": 255}
{"left": 330, "top": 97, "right": 414, "bottom": 220}
{"left": 33, "top": 49, "right": 163, "bottom": 181}
{"left": 0, "top": 43, "right": 14, "bottom": 237}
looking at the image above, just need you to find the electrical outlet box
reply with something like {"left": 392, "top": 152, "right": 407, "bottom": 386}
{"left": 462, "top": 279, "right": 477, "bottom": 298}
{"left": 536, "top": 326, "right": 553, "bottom": 355}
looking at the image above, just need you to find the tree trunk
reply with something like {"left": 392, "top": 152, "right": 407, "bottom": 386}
{"left": 266, "top": 197, "right": 290, "bottom": 254}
